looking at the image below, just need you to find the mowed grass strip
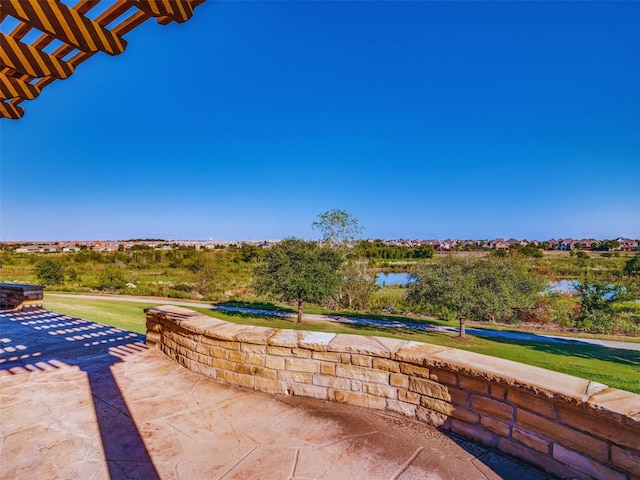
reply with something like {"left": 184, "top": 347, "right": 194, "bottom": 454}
{"left": 43, "top": 296, "right": 640, "bottom": 394}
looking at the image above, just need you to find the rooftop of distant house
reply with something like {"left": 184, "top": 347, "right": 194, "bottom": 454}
{"left": 2, "top": 236, "right": 637, "bottom": 253}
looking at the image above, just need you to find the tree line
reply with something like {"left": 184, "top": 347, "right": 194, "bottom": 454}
{"left": 2, "top": 210, "right": 638, "bottom": 336}
{"left": 249, "top": 210, "right": 640, "bottom": 335}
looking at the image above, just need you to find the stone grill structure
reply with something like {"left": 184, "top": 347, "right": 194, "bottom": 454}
{"left": 0, "top": 283, "right": 44, "bottom": 310}
{"left": 146, "top": 305, "right": 640, "bottom": 480}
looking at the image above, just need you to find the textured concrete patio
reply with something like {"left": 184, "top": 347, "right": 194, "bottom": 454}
{"left": 0, "top": 309, "right": 554, "bottom": 479}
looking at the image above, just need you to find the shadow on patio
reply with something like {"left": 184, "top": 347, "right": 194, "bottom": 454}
{"left": 0, "top": 309, "right": 159, "bottom": 479}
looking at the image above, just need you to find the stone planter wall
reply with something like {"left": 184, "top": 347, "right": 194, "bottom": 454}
{"left": 146, "top": 305, "right": 640, "bottom": 480}
{"left": 0, "top": 284, "right": 44, "bottom": 310}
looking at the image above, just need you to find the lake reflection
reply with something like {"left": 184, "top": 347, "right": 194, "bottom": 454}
{"left": 549, "top": 279, "right": 577, "bottom": 294}
{"left": 375, "top": 272, "right": 412, "bottom": 286}
{"left": 375, "top": 275, "right": 578, "bottom": 290}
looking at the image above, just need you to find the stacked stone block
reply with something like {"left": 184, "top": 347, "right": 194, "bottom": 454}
{"left": 0, "top": 284, "right": 44, "bottom": 310}
{"left": 146, "top": 305, "right": 640, "bottom": 480}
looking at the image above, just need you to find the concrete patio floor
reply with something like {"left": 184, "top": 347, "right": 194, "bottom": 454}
{"left": 0, "top": 309, "right": 554, "bottom": 480}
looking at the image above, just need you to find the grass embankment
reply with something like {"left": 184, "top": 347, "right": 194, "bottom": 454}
{"left": 44, "top": 296, "right": 640, "bottom": 394}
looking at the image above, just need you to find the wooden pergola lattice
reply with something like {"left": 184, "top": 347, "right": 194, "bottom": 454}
{"left": 0, "top": 0, "right": 205, "bottom": 120}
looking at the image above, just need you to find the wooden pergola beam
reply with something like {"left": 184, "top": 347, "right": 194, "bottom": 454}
{"left": 0, "top": 100, "right": 25, "bottom": 120}
{"left": 2, "top": 0, "right": 127, "bottom": 56}
{"left": 129, "top": 0, "right": 194, "bottom": 24}
{"left": 0, "top": 0, "right": 205, "bottom": 120}
{"left": 1, "top": 33, "right": 75, "bottom": 79}
{"left": 0, "top": 73, "right": 41, "bottom": 101}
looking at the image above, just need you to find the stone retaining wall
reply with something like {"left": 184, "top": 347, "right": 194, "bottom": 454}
{"left": 146, "top": 305, "right": 640, "bottom": 480}
{"left": 0, "top": 284, "right": 44, "bottom": 310}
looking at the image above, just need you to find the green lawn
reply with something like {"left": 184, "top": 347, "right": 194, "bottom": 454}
{"left": 43, "top": 296, "right": 640, "bottom": 394}
{"left": 44, "top": 297, "right": 160, "bottom": 334}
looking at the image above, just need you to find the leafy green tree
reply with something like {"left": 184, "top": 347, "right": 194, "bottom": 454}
{"left": 312, "top": 209, "right": 363, "bottom": 247}
{"left": 407, "top": 256, "right": 476, "bottom": 338}
{"left": 519, "top": 244, "right": 543, "bottom": 258}
{"left": 311, "top": 210, "right": 375, "bottom": 310}
{"left": 186, "top": 252, "right": 221, "bottom": 297}
{"left": 35, "top": 258, "right": 65, "bottom": 285}
{"left": 67, "top": 268, "right": 78, "bottom": 282}
{"left": 97, "top": 266, "right": 126, "bottom": 291}
{"left": 489, "top": 249, "right": 508, "bottom": 258}
{"left": 354, "top": 240, "right": 421, "bottom": 260}
{"left": 407, "top": 256, "right": 544, "bottom": 338}
{"left": 0, "top": 250, "right": 16, "bottom": 268}
{"left": 411, "top": 244, "right": 435, "bottom": 259}
{"left": 253, "top": 238, "right": 342, "bottom": 323}
{"left": 130, "top": 244, "right": 152, "bottom": 251}
{"left": 573, "top": 279, "right": 628, "bottom": 333}
{"left": 623, "top": 254, "right": 640, "bottom": 277}
{"left": 573, "top": 279, "right": 629, "bottom": 313}
{"left": 336, "top": 258, "right": 378, "bottom": 310}
{"left": 594, "top": 239, "right": 620, "bottom": 251}
{"left": 239, "top": 243, "right": 263, "bottom": 262}
{"left": 472, "top": 256, "right": 545, "bottom": 323}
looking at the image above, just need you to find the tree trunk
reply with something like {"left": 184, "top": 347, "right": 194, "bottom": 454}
{"left": 459, "top": 318, "right": 466, "bottom": 339}
{"left": 297, "top": 301, "right": 304, "bottom": 324}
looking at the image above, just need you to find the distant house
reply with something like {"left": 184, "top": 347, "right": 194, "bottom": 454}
{"left": 15, "top": 246, "right": 41, "bottom": 253}
{"left": 617, "top": 238, "right": 639, "bottom": 251}
{"left": 427, "top": 240, "right": 442, "bottom": 250}
{"left": 506, "top": 238, "right": 525, "bottom": 248}
{"left": 458, "top": 240, "right": 481, "bottom": 249}
{"left": 93, "top": 243, "right": 119, "bottom": 252}
{"left": 438, "top": 239, "right": 456, "bottom": 250}
{"left": 428, "top": 240, "right": 444, "bottom": 250}
{"left": 486, "top": 238, "right": 509, "bottom": 250}
{"left": 557, "top": 238, "right": 577, "bottom": 251}
{"left": 578, "top": 239, "right": 599, "bottom": 251}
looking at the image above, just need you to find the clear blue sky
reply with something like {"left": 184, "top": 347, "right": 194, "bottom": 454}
{"left": 1, "top": 1, "right": 639, "bottom": 242}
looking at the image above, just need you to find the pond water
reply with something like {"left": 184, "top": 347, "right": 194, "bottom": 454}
{"left": 549, "top": 280, "right": 640, "bottom": 302}
{"left": 375, "top": 272, "right": 412, "bottom": 286}
{"left": 375, "top": 275, "right": 580, "bottom": 291}
{"left": 549, "top": 279, "right": 577, "bottom": 294}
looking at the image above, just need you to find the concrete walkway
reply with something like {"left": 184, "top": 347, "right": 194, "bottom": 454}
{"left": 0, "top": 309, "right": 554, "bottom": 480}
